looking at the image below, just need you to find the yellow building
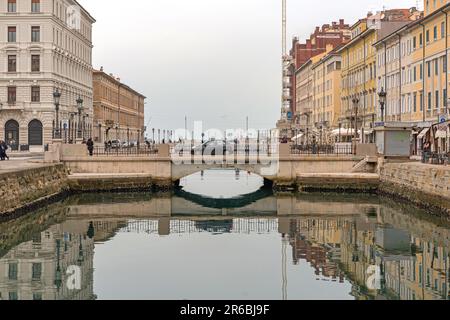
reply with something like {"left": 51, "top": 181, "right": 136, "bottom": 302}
{"left": 311, "top": 48, "right": 343, "bottom": 142}
{"left": 339, "top": 9, "right": 420, "bottom": 143}
{"left": 375, "top": 1, "right": 450, "bottom": 155}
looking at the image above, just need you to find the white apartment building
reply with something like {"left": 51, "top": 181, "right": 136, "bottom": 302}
{"left": 0, "top": 0, "right": 95, "bottom": 151}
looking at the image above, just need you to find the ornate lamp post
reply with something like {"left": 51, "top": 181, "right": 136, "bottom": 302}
{"left": 352, "top": 96, "right": 360, "bottom": 154}
{"left": 53, "top": 89, "right": 61, "bottom": 139}
{"left": 378, "top": 87, "right": 387, "bottom": 123}
{"left": 76, "top": 96, "right": 84, "bottom": 141}
{"left": 152, "top": 128, "right": 155, "bottom": 143}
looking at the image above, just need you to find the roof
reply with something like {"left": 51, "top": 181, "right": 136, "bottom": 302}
{"left": 374, "top": 5, "right": 449, "bottom": 46}
{"left": 93, "top": 70, "right": 146, "bottom": 99}
{"left": 73, "top": 0, "right": 96, "bottom": 23}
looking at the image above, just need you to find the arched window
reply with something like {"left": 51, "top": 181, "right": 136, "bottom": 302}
{"left": 28, "top": 119, "right": 43, "bottom": 146}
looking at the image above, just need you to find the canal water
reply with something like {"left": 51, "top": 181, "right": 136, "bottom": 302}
{"left": 1, "top": 169, "right": 450, "bottom": 300}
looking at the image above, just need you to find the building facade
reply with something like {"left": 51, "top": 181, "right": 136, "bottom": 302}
{"left": 0, "top": 0, "right": 95, "bottom": 151}
{"left": 375, "top": 1, "right": 450, "bottom": 155}
{"left": 311, "top": 48, "right": 343, "bottom": 143}
{"left": 339, "top": 9, "right": 421, "bottom": 143}
{"left": 278, "top": 20, "right": 351, "bottom": 137}
{"left": 92, "top": 68, "right": 146, "bottom": 144}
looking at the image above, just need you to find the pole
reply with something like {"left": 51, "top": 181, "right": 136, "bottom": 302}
{"left": 185, "top": 116, "right": 187, "bottom": 140}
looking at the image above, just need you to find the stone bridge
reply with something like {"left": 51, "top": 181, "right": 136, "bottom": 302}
{"left": 54, "top": 143, "right": 380, "bottom": 191}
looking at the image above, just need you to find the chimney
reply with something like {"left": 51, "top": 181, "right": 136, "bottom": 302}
{"left": 100, "top": 66, "right": 104, "bottom": 72}
{"left": 339, "top": 19, "right": 344, "bottom": 26}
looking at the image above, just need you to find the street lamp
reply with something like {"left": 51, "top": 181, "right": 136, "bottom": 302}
{"left": 53, "top": 89, "right": 61, "bottom": 139}
{"left": 76, "top": 96, "right": 84, "bottom": 140}
{"left": 378, "top": 87, "right": 387, "bottom": 123}
{"left": 352, "top": 96, "right": 360, "bottom": 153}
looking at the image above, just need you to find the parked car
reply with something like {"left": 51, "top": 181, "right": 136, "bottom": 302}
{"left": 110, "top": 140, "right": 121, "bottom": 149}
{"left": 191, "top": 140, "right": 232, "bottom": 155}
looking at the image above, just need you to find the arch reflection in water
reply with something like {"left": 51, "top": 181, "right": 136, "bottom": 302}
{"left": 0, "top": 192, "right": 449, "bottom": 300}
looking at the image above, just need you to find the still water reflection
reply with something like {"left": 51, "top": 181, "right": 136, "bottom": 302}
{"left": 1, "top": 170, "right": 450, "bottom": 300}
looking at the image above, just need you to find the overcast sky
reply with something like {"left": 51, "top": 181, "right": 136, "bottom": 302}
{"left": 78, "top": 0, "right": 419, "bottom": 135}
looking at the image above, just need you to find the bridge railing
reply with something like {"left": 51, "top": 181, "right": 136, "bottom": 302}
{"left": 290, "top": 144, "right": 353, "bottom": 156}
{"left": 92, "top": 146, "right": 159, "bottom": 157}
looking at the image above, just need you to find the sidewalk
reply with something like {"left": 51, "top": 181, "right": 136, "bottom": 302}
{"left": 0, "top": 156, "right": 47, "bottom": 174}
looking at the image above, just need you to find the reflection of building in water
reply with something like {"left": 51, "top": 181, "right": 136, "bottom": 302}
{"left": 285, "top": 213, "right": 450, "bottom": 300}
{"left": 288, "top": 218, "right": 346, "bottom": 282}
{"left": 0, "top": 221, "right": 95, "bottom": 300}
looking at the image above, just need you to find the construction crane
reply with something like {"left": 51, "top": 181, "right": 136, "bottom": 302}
{"left": 281, "top": 0, "right": 291, "bottom": 122}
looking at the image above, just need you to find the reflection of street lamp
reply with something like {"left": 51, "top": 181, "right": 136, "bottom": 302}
{"left": 78, "top": 235, "right": 84, "bottom": 266}
{"left": 76, "top": 96, "right": 84, "bottom": 140}
{"left": 55, "top": 239, "right": 62, "bottom": 290}
{"left": 53, "top": 89, "right": 61, "bottom": 139}
{"left": 378, "top": 87, "right": 387, "bottom": 123}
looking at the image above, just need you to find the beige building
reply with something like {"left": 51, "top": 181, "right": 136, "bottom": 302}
{"left": 0, "top": 0, "right": 95, "bottom": 151}
{"left": 93, "top": 68, "right": 146, "bottom": 144}
{"left": 311, "top": 49, "right": 343, "bottom": 143}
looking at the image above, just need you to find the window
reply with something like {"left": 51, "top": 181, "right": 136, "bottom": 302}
{"left": 426, "top": 30, "right": 430, "bottom": 43}
{"left": 420, "top": 63, "right": 423, "bottom": 79}
{"left": 8, "top": 87, "right": 16, "bottom": 104}
{"left": 7, "top": 0, "right": 16, "bottom": 12}
{"left": 427, "top": 61, "right": 431, "bottom": 77}
{"left": 444, "top": 89, "right": 447, "bottom": 108}
{"left": 31, "top": 26, "right": 40, "bottom": 42}
{"left": 435, "top": 59, "right": 439, "bottom": 75}
{"left": 442, "top": 22, "right": 446, "bottom": 38}
{"left": 33, "top": 293, "right": 42, "bottom": 301}
{"left": 428, "top": 92, "right": 432, "bottom": 110}
{"left": 436, "top": 90, "right": 439, "bottom": 109}
{"left": 413, "top": 36, "right": 417, "bottom": 50}
{"left": 8, "top": 263, "right": 18, "bottom": 280}
{"left": 8, "top": 55, "right": 16, "bottom": 72}
{"left": 31, "top": 0, "right": 40, "bottom": 13}
{"left": 31, "top": 55, "right": 40, "bottom": 72}
{"left": 32, "top": 263, "right": 42, "bottom": 281}
{"left": 444, "top": 56, "right": 447, "bottom": 73}
{"left": 413, "top": 66, "right": 417, "bottom": 82}
{"left": 8, "top": 26, "right": 16, "bottom": 42}
{"left": 419, "top": 33, "right": 423, "bottom": 47}
{"left": 31, "top": 86, "right": 40, "bottom": 102}
{"left": 434, "top": 26, "right": 438, "bottom": 40}
{"left": 9, "top": 292, "right": 18, "bottom": 301}
{"left": 413, "top": 93, "right": 417, "bottom": 112}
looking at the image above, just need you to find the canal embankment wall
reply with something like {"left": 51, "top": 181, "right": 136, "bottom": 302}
{"left": 379, "top": 162, "right": 450, "bottom": 216}
{"left": 1, "top": 159, "right": 449, "bottom": 217}
{"left": 0, "top": 164, "right": 69, "bottom": 217}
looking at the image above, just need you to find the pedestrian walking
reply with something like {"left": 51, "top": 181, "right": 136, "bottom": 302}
{"left": 87, "top": 138, "right": 94, "bottom": 156}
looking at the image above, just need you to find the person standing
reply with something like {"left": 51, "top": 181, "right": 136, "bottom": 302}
{"left": 86, "top": 138, "right": 94, "bottom": 156}
{"left": 0, "top": 140, "right": 5, "bottom": 161}
{"left": 0, "top": 140, "right": 9, "bottom": 160}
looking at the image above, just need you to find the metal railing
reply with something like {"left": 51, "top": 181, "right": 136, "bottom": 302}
{"left": 290, "top": 144, "right": 353, "bottom": 155}
{"left": 422, "top": 151, "right": 450, "bottom": 165}
{"left": 92, "top": 146, "right": 158, "bottom": 157}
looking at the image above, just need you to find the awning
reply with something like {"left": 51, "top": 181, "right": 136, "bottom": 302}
{"left": 361, "top": 128, "right": 374, "bottom": 135}
{"left": 291, "top": 133, "right": 304, "bottom": 141}
{"left": 330, "top": 128, "right": 356, "bottom": 137}
{"left": 435, "top": 130, "right": 449, "bottom": 139}
{"left": 417, "top": 128, "right": 430, "bottom": 139}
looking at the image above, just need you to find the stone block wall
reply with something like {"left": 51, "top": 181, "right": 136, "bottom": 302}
{"left": 0, "top": 164, "right": 69, "bottom": 216}
{"left": 380, "top": 163, "right": 450, "bottom": 216}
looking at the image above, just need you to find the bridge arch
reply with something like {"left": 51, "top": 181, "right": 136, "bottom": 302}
{"left": 171, "top": 163, "right": 277, "bottom": 185}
